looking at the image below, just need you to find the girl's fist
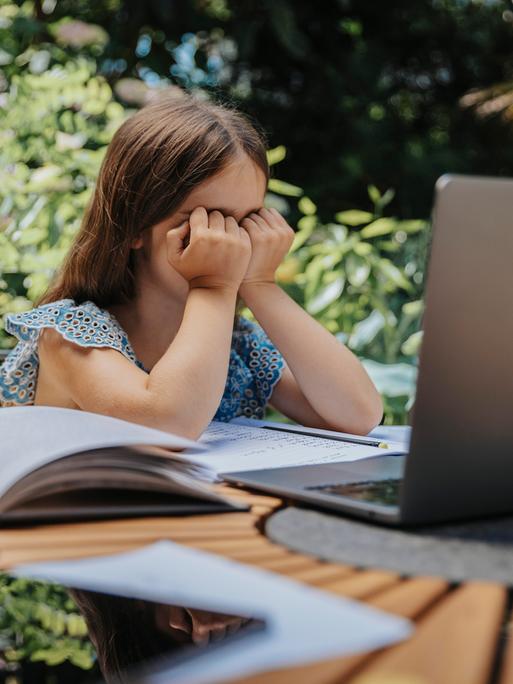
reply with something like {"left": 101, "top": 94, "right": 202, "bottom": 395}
{"left": 167, "top": 207, "right": 251, "bottom": 291}
{"left": 240, "top": 207, "right": 295, "bottom": 286}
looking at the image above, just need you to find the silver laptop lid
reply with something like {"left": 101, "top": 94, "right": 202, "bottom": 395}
{"left": 401, "top": 175, "right": 513, "bottom": 523}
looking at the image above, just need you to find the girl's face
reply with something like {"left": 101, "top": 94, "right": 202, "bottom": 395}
{"left": 131, "top": 154, "right": 267, "bottom": 299}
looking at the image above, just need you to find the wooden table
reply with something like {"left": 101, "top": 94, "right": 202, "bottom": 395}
{"left": 0, "top": 484, "right": 510, "bottom": 684}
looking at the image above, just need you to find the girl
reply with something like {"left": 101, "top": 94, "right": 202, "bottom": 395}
{"left": 0, "top": 94, "right": 382, "bottom": 440}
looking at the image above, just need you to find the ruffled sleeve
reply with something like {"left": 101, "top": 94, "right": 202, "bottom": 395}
{"left": 0, "top": 299, "right": 143, "bottom": 407}
{"left": 214, "top": 316, "right": 285, "bottom": 421}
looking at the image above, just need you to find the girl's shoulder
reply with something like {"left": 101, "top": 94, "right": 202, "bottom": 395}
{"left": 6, "top": 298, "right": 116, "bottom": 342}
{"left": 4, "top": 298, "right": 138, "bottom": 360}
{"left": 0, "top": 298, "right": 142, "bottom": 407}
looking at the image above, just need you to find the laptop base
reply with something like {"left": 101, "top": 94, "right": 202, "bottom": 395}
{"left": 224, "top": 454, "right": 405, "bottom": 525}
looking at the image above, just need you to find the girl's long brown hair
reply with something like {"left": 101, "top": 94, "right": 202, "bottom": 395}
{"left": 37, "top": 92, "right": 269, "bottom": 309}
{"left": 69, "top": 588, "right": 186, "bottom": 684}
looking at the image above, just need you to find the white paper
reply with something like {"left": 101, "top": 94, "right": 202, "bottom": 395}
{"left": 368, "top": 424, "right": 411, "bottom": 446}
{"left": 13, "top": 541, "right": 411, "bottom": 684}
{"left": 180, "top": 419, "right": 407, "bottom": 477}
{"left": 230, "top": 416, "right": 411, "bottom": 451}
{"left": 0, "top": 406, "right": 202, "bottom": 503}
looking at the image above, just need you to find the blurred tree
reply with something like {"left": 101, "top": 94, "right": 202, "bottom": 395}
{"left": 37, "top": 0, "right": 513, "bottom": 220}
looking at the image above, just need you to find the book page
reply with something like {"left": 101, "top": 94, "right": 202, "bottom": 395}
{"left": 181, "top": 420, "right": 406, "bottom": 476}
{"left": 2, "top": 448, "right": 242, "bottom": 510}
{"left": 0, "top": 406, "right": 202, "bottom": 509}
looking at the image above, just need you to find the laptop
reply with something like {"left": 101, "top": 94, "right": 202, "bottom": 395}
{"left": 224, "top": 174, "right": 513, "bottom": 526}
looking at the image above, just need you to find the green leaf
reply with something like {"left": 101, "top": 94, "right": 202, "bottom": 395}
{"left": 348, "top": 310, "right": 385, "bottom": 350}
{"left": 377, "top": 188, "right": 395, "bottom": 210}
{"left": 0, "top": 49, "right": 13, "bottom": 66}
{"left": 70, "top": 648, "right": 95, "bottom": 670}
{"left": 353, "top": 241, "right": 372, "bottom": 256}
{"left": 66, "top": 613, "right": 88, "bottom": 637}
{"left": 367, "top": 184, "right": 381, "bottom": 204}
{"left": 17, "top": 227, "right": 47, "bottom": 247}
{"left": 297, "top": 215, "right": 317, "bottom": 231}
{"left": 335, "top": 210, "right": 374, "bottom": 226}
{"left": 290, "top": 215, "right": 316, "bottom": 252}
{"left": 397, "top": 219, "right": 427, "bottom": 234}
{"left": 31, "top": 647, "right": 68, "bottom": 666}
{"left": 298, "top": 196, "right": 317, "bottom": 215}
{"left": 304, "top": 255, "right": 326, "bottom": 299}
{"left": 18, "top": 197, "right": 47, "bottom": 231}
{"left": 327, "top": 223, "right": 348, "bottom": 243}
{"left": 401, "top": 330, "right": 423, "bottom": 356}
{"left": 361, "top": 359, "right": 418, "bottom": 399}
{"left": 377, "top": 258, "right": 413, "bottom": 291}
{"left": 267, "top": 178, "right": 303, "bottom": 197}
{"left": 266, "top": 145, "right": 287, "bottom": 166}
{"left": 344, "top": 253, "right": 371, "bottom": 287}
{"left": 402, "top": 299, "right": 424, "bottom": 317}
{"left": 360, "top": 218, "right": 397, "bottom": 239}
{"left": 306, "top": 276, "right": 345, "bottom": 315}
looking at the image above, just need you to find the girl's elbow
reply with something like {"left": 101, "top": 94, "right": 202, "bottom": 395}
{"left": 338, "top": 392, "right": 383, "bottom": 435}
{"left": 357, "top": 392, "right": 384, "bottom": 435}
{"left": 318, "top": 403, "right": 383, "bottom": 436}
{"left": 365, "top": 394, "right": 383, "bottom": 434}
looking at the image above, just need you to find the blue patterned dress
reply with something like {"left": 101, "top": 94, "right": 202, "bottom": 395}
{"left": 0, "top": 298, "right": 285, "bottom": 421}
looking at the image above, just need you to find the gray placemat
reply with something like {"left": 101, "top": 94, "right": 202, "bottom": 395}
{"left": 265, "top": 506, "right": 513, "bottom": 584}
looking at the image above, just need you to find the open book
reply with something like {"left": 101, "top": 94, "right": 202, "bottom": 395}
{"left": 0, "top": 406, "right": 249, "bottom": 523}
{"left": 0, "top": 406, "right": 409, "bottom": 524}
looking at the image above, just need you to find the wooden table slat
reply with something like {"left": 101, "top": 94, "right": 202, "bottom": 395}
{"left": 1, "top": 543, "right": 142, "bottom": 568}
{"left": 219, "top": 546, "right": 294, "bottom": 562}
{"left": 0, "top": 526, "right": 260, "bottom": 549}
{"left": 322, "top": 570, "right": 400, "bottom": 600}
{"left": 348, "top": 581, "right": 506, "bottom": 684}
{"left": 255, "top": 554, "right": 323, "bottom": 572}
{"left": 366, "top": 576, "right": 450, "bottom": 619}
{"left": 285, "top": 563, "right": 355, "bottom": 586}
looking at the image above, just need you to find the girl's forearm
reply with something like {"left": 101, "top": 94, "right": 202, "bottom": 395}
{"left": 145, "top": 287, "right": 237, "bottom": 439}
{"left": 239, "top": 283, "right": 383, "bottom": 433}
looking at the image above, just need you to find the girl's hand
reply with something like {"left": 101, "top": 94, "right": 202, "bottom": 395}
{"left": 167, "top": 206, "right": 251, "bottom": 292}
{"left": 155, "top": 604, "right": 251, "bottom": 646}
{"left": 240, "top": 207, "right": 295, "bottom": 287}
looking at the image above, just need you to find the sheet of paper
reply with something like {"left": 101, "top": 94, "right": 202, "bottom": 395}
{"left": 0, "top": 406, "right": 202, "bottom": 501}
{"left": 368, "top": 424, "right": 411, "bottom": 446}
{"left": 230, "top": 416, "right": 411, "bottom": 451}
{"left": 181, "top": 420, "right": 407, "bottom": 477}
{"left": 13, "top": 541, "right": 411, "bottom": 684}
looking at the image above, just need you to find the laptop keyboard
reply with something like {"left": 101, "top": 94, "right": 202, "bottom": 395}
{"left": 305, "top": 478, "right": 402, "bottom": 507}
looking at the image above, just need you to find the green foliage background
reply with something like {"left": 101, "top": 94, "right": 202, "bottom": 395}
{"left": 0, "top": 575, "right": 95, "bottom": 671}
